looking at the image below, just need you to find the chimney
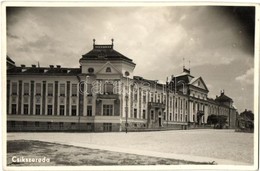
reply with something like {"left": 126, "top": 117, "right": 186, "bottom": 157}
{"left": 56, "top": 65, "right": 61, "bottom": 68}
{"left": 32, "top": 64, "right": 36, "bottom": 68}
{"left": 21, "top": 64, "right": 26, "bottom": 67}
{"left": 50, "top": 65, "right": 54, "bottom": 68}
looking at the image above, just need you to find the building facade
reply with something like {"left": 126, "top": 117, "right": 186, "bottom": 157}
{"left": 6, "top": 40, "right": 237, "bottom": 132}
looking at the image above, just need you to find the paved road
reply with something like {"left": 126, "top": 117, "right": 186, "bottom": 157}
{"left": 7, "top": 129, "right": 254, "bottom": 165}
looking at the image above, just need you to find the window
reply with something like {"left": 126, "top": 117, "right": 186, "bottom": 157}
{"left": 47, "top": 83, "right": 53, "bottom": 96}
{"left": 193, "top": 115, "right": 195, "bottom": 122}
{"left": 87, "top": 106, "right": 92, "bottom": 116}
{"left": 59, "top": 122, "right": 64, "bottom": 129}
{"left": 60, "top": 84, "right": 65, "bottom": 96}
{"left": 35, "top": 122, "right": 39, "bottom": 127}
{"left": 103, "top": 105, "right": 113, "bottom": 116}
{"left": 151, "top": 93, "right": 154, "bottom": 102}
{"left": 142, "top": 110, "right": 146, "bottom": 119}
{"left": 151, "top": 110, "right": 154, "bottom": 120}
{"left": 12, "top": 82, "right": 17, "bottom": 95}
{"left": 170, "top": 97, "right": 172, "bottom": 107}
{"left": 72, "top": 84, "right": 77, "bottom": 96}
{"left": 70, "top": 122, "right": 76, "bottom": 129}
{"left": 106, "top": 67, "right": 111, "bottom": 72}
{"left": 103, "top": 123, "right": 112, "bottom": 132}
{"left": 47, "top": 105, "right": 52, "bottom": 115}
{"left": 87, "top": 83, "right": 93, "bottom": 96}
{"left": 11, "top": 104, "right": 16, "bottom": 114}
{"left": 175, "top": 100, "right": 177, "bottom": 108}
{"left": 175, "top": 114, "right": 177, "bottom": 121}
{"left": 104, "top": 83, "right": 113, "bottom": 95}
{"left": 143, "top": 92, "right": 146, "bottom": 103}
{"left": 170, "top": 113, "right": 172, "bottom": 121}
{"left": 35, "top": 105, "right": 41, "bottom": 115}
{"left": 180, "top": 99, "right": 183, "bottom": 110}
{"left": 23, "top": 121, "right": 27, "bottom": 127}
{"left": 47, "top": 122, "right": 52, "bottom": 129}
{"left": 23, "top": 104, "right": 28, "bottom": 115}
{"left": 134, "top": 91, "right": 138, "bottom": 101}
{"left": 24, "top": 83, "right": 29, "bottom": 95}
{"left": 36, "top": 83, "right": 41, "bottom": 95}
{"left": 180, "top": 114, "right": 182, "bottom": 121}
{"left": 11, "top": 121, "right": 15, "bottom": 128}
{"left": 163, "top": 112, "right": 166, "bottom": 120}
{"left": 155, "top": 94, "right": 157, "bottom": 103}
{"left": 60, "top": 105, "right": 65, "bottom": 116}
{"left": 185, "top": 115, "right": 188, "bottom": 122}
{"left": 71, "top": 105, "right": 77, "bottom": 116}
{"left": 134, "top": 109, "right": 137, "bottom": 118}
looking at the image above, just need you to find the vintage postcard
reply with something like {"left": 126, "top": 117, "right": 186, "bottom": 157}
{"left": 1, "top": 1, "right": 259, "bottom": 171}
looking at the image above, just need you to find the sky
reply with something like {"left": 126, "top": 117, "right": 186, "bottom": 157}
{"left": 6, "top": 6, "right": 255, "bottom": 113}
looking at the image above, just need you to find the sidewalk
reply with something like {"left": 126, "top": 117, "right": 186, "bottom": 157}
{"left": 7, "top": 134, "right": 250, "bottom": 165}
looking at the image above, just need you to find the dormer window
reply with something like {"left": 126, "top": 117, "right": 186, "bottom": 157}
{"left": 106, "top": 67, "right": 111, "bottom": 73}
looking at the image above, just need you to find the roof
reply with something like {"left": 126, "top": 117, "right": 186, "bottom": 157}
{"left": 7, "top": 66, "right": 81, "bottom": 76}
{"left": 216, "top": 92, "right": 233, "bottom": 102}
{"left": 81, "top": 44, "right": 135, "bottom": 65}
{"left": 7, "top": 56, "right": 15, "bottom": 65}
{"left": 189, "top": 77, "right": 200, "bottom": 85}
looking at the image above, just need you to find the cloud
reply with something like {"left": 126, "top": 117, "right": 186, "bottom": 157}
{"left": 6, "top": 6, "right": 255, "bottom": 112}
{"left": 235, "top": 67, "right": 254, "bottom": 85}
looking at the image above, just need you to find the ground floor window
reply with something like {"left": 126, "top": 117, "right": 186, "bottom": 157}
{"left": 71, "top": 122, "right": 76, "bottom": 129}
{"left": 175, "top": 114, "right": 177, "bottom": 121}
{"left": 87, "top": 123, "right": 93, "bottom": 131}
{"left": 59, "top": 122, "right": 64, "bottom": 129}
{"left": 193, "top": 115, "right": 195, "bottom": 122}
{"left": 35, "top": 122, "right": 39, "bottom": 127}
{"left": 185, "top": 115, "right": 188, "bottom": 122}
{"left": 170, "top": 113, "right": 172, "bottom": 121}
{"left": 47, "top": 122, "right": 52, "bottom": 129}
{"left": 23, "top": 121, "right": 27, "bottom": 127}
{"left": 103, "top": 123, "right": 112, "bottom": 132}
{"left": 11, "top": 121, "right": 15, "bottom": 128}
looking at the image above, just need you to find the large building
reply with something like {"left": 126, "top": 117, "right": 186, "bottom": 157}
{"left": 6, "top": 40, "right": 237, "bottom": 132}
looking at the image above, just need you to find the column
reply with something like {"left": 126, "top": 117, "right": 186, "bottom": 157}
{"left": 42, "top": 81, "right": 46, "bottom": 115}
{"left": 54, "top": 81, "right": 58, "bottom": 115}
{"left": 79, "top": 81, "right": 84, "bottom": 116}
{"left": 30, "top": 81, "right": 34, "bottom": 115}
{"left": 66, "top": 81, "right": 70, "bottom": 116}
{"left": 7, "top": 80, "right": 10, "bottom": 114}
{"left": 18, "top": 80, "right": 22, "bottom": 114}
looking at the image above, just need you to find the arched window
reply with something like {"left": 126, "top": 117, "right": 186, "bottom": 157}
{"left": 106, "top": 67, "right": 111, "bottom": 72}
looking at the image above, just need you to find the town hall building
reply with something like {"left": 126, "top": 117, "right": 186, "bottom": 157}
{"left": 6, "top": 40, "right": 237, "bottom": 132}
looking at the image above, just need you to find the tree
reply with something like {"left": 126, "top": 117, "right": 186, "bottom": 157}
{"left": 207, "top": 114, "right": 228, "bottom": 129}
{"left": 237, "top": 109, "right": 254, "bottom": 132}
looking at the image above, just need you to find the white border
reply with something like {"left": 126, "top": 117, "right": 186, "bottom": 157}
{"left": 1, "top": 1, "right": 259, "bottom": 171}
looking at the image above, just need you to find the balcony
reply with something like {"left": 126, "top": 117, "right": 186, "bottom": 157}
{"left": 96, "top": 93, "right": 119, "bottom": 100}
{"left": 148, "top": 102, "right": 165, "bottom": 109}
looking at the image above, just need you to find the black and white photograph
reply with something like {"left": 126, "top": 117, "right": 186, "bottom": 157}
{"left": 2, "top": 2, "right": 259, "bottom": 170}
